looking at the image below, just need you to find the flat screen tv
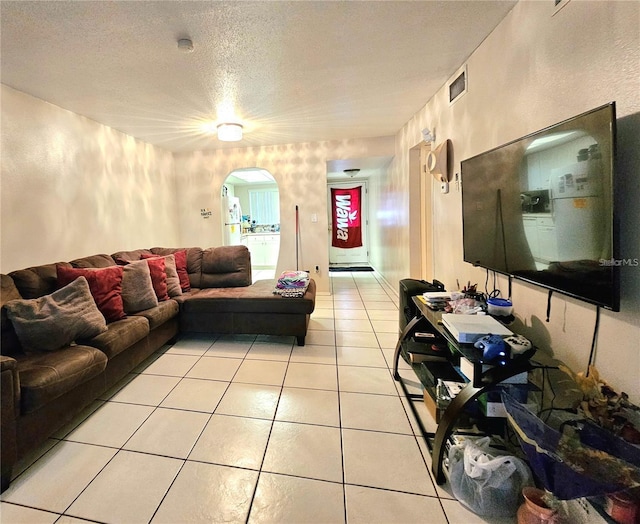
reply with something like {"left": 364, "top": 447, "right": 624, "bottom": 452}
{"left": 461, "top": 103, "right": 619, "bottom": 311}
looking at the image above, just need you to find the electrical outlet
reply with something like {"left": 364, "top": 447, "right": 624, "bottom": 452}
{"left": 315, "top": 265, "right": 320, "bottom": 273}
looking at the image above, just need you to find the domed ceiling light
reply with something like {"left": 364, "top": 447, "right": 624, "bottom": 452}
{"left": 217, "top": 123, "right": 243, "bottom": 142}
{"left": 344, "top": 168, "right": 360, "bottom": 177}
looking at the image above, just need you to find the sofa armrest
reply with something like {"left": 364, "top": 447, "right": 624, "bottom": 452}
{"left": 1, "top": 355, "right": 19, "bottom": 489}
{"left": 1, "top": 355, "right": 19, "bottom": 419}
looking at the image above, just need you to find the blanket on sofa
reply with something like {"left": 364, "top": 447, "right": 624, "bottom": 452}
{"left": 273, "top": 270, "right": 310, "bottom": 298}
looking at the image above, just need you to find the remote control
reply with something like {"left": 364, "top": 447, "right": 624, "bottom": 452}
{"left": 504, "top": 334, "right": 532, "bottom": 354}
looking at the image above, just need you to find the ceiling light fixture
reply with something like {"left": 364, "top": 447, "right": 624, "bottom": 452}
{"left": 217, "top": 123, "right": 243, "bottom": 142}
{"left": 344, "top": 168, "right": 360, "bottom": 177}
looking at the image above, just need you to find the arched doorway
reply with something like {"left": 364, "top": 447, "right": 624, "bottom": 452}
{"left": 222, "top": 168, "right": 281, "bottom": 281}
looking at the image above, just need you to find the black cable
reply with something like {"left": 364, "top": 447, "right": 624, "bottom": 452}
{"left": 497, "top": 189, "right": 508, "bottom": 272}
{"left": 546, "top": 290, "right": 553, "bottom": 322}
{"left": 485, "top": 269, "right": 490, "bottom": 296}
{"left": 586, "top": 306, "right": 601, "bottom": 376}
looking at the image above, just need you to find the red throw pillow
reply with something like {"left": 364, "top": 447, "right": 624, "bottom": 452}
{"left": 57, "top": 265, "right": 125, "bottom": 323}
{"left": 143, "top": 250, "right": 190, "bottom": 292}
{"left": 145, "top": 256, "right": 169, "bottom": 301}
{"left": 172, "top": 249, "right": 190, "bottom": 292}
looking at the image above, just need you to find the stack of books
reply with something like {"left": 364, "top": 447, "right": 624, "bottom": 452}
{"left": 421, "top": 291, "right": 451, "bottom": 310}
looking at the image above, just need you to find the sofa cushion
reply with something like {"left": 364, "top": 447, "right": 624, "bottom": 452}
{"left": 141, "top": 254, "right": 181, "bottom": 298}
{"left": 4, "top": 277, "right": 108, "bottom": 353}
{"left": 9, "top": 262, "right": 72, "bottom": 299}
{"left": 79, "top": 316, "right": 149, "bottom": 359}
{"left": 169, "top": 288, "right": 200, "bottom": 306}
{"left": 112, "top": 249, "right": 154, "bottom": 264}
{"left": 181, "top": 279, "right": 315, "bottom": 315}
{"left": 121, "top": 261, "right": 158, "bottom": 314}
{"left": 70, "top": 254, "right": 116, "bottom": 269}
{"left": 200, "top": 246, "right": 252, "bottom": 288}
{"left": 144, "top": 256, "right": 169, "bottom": 301}
{"left": 151, "top": 247, "right": 202, "bottom": 290}
{"left": 16, "top": 345, "right": 107, "bottom": 414}
{"left": 1, "top": 274, "right": 24, "bottom": 357}
{"left": 132, "top": 300, "right": 179, "bottom": 329}
{"left": 57, "top": 265, "right": 126, "bottom": 323}
{"left": 173, "top": 250, "right": 190, "bottom": 291}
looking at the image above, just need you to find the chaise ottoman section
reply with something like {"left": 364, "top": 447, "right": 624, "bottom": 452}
{"left": 179, "top": 279, "right": 316, "bottom": 345}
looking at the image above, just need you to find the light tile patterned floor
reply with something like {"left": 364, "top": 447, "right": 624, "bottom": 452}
{"left": 0, "top": 271, "right": 515, "bottom": 523}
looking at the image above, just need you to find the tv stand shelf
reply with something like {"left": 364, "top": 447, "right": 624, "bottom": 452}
{"left": 393, "top": 296, "right": 536, "bottom": 485}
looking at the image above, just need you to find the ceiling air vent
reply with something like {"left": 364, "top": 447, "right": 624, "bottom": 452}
{"left": 448, "top": 65, "right": 467, "bottom": 105}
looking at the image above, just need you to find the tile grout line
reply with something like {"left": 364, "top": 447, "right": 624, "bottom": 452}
{"left": 146, "top": 336, "right": 239, "bottom": 523}
{"left": 243, "top": 336, "right": 294, "bottom": 523}
{"left": 332, "top": 272, "right": 349, "bottom": 524}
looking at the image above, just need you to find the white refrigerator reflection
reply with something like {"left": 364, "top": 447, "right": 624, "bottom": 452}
{"left": 222, "top": 196, "right": 242, "bottom": 245}
{"left": 550, "top": 162, "right": 603, "bottom": 261}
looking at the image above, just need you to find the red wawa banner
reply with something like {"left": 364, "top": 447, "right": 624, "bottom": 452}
{"left": 331, "top": 186, "right": 362, "bottom": 248}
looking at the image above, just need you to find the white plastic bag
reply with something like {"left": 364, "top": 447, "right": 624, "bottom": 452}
{"left": 448, "top": 437, "right": 533, "bottom": 517}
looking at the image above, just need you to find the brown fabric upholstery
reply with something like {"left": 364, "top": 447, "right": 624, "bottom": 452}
{"left": 1, "top": 275, "right": 23, "bottom": 357}
{"left": 182, "top": 279, "right": 315, "bottom": 314}
{"left": 70, "top": 254, "right": 116, "bottom": 268}
{"left": 1, "top": 356, "right": 20, "bottom": 418}
{"left": 179, "top": 279, "right": 316, "bottom": 346}
{"left": 79, "top": 316, "right": 149, "bottom": 359}
{"left": 111, "top": 249, "right": 154, "bottom": 264}
{"left": 151, "top": 247, "right": 203, "bottom": 289}
{"left": 132, "top": 300, "right": 179, "bottom": 330}
{"left": 15, "top": 346, "right": 107, "bottom": 414}
{"left": 1, "top": 244, "right": 316, "bottom": 492}
{"left": 8, "top": 262, "right": 71, "bottom": 299}
{"left": 200, "top": 246, "right": 252, "bottom": 288}
{"left": 1, "top": 356, "right": 18, "bottom": 490}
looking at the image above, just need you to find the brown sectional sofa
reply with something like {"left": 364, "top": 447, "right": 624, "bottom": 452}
{"left": 0, "top": 245, "right": 315, "bottom": 491}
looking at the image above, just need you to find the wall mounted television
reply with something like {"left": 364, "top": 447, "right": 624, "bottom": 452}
{"left": 461, "top": 103, "right": 619, "bottom": 311}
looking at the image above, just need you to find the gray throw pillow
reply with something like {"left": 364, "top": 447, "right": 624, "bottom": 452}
{"left": 162, "top": 254, "right": 182, "bottom": 297}
{"left": 121, "top": 260, "right": 158, "bottom": 313}
{"left": 5, "top": 276, "right": 107, "bottom": 352}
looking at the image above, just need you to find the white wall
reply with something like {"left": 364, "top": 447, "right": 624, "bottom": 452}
{"left": 384, "top": 0, "right": 640, "bottom": 401}
{"left": 1, "top": 86, "right": 180, "bottom": 272}
{"left": 173, "top": 136, "right": 394, "bottom": 294}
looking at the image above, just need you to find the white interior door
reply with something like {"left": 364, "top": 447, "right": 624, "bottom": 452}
{"left": 328, "top": 181, "right": 369, "bottom": 265}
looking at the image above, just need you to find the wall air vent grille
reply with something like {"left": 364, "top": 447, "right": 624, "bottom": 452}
{"left": 448, "top": 65, "right": 467, "bottom": 105}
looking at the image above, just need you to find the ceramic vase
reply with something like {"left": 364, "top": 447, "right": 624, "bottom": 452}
{"left": 517, "top": 487, "right": 559, "bottom": 524}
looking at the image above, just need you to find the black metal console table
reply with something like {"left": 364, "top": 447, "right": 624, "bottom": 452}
{"left": 392, "top": 296, "right": 536, "bottom": 484}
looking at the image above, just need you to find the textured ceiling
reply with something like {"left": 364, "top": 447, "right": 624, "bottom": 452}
{"left": 0, "top": 1, "right": 516, "bottom": 153}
